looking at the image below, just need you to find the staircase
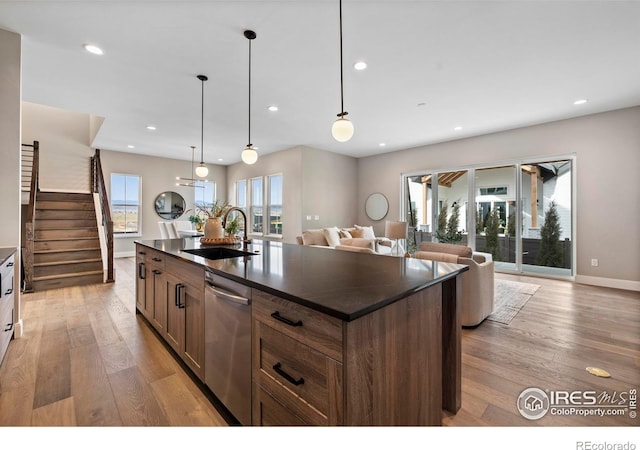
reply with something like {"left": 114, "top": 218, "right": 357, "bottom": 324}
{"left": 32, "top": 192, "right": 104, "bottom": 290}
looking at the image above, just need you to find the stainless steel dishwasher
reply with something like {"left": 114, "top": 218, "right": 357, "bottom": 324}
{"left": 204, "top": 269, "right": 252, "bottom": 426}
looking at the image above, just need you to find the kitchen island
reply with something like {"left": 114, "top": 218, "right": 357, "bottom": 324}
{"left": 135, "top": 238, "right": 468, "bottom": 426}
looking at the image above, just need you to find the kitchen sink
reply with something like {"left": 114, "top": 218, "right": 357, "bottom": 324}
{"left": 182, "top": 247, "right": 257, "bottom": 260}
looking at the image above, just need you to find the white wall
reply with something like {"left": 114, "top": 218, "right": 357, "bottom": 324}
{"left": 100, "top": 149, "right": 226, "bottom": 256}
{"left": 0, "top": 28, "right": 22, "bottom": 336}
{"left": 226, "top": 146, "right": 358, "bottom": 244}
{"left": 358, "top": 107, "right": 640, "bottom": 288}
{"left": 22, "top": 102, "right": 95, "bottom": 193}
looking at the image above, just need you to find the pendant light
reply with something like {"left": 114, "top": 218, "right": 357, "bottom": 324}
{"left": 331, "top": 0, "right": 354, "bottom": 142}
{"left": 241, "top": 30, "right": 258, "bottom": 165}
{"left": 195, "top": 74, "right": 209, "bottom": 177}
{"left": 176, "top": 146, "right": 205, "bottom": 188}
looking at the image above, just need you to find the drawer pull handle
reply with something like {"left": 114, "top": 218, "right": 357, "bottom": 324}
{"left": 152, "top": 269, "right": 162, "bottom": 275}
{"left": 152, "top": 257, "right": 162, "bottom": 262}
{"left": 138, "top": 251, "right": 146, "bottom": 255}
{"left": 4, "top": 323, "right": 13, "bottom": 332}
{"left": 6, "top": 262, "right": 14, "bottom": 267}
{"left": 271, "top": 311, "right": 302, "bottom": 327}
{"left": 5, "top": 289, "right": 12, "bottom": 295}
{"left": 138, "top": 262, "right": 146, "bottom": 280}
{"left": 273, "top": 362, "right": 304, "bottom": 386}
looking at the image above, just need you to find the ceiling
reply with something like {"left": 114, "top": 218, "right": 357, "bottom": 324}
{"left": 2, "top": 1, "right": 640, "bottom": 165}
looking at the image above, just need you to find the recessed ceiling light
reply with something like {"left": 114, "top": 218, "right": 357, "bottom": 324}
{"left": 83, "top": 44, "right": 104, "bottom": 55}
{"left": 127, "top": 145, "right": 135, "bottom": 149}
{"left": 146, "top": 125, "right": 156, "bottom": 131}
{"left": 454, "top": 126, "right": 463, "bottom": 131}
{"left": 417, "top": 102, "right": 427, "bottom": 107}
{"left": 268, "top": 106, "right": 278, "bottom": 112}
{"left": 573, "top": 99, "right": 588, "bottom": 105}
{"left": 354, "top": 61, "right": 367, "bottom": 70}
{"left": 379, "top": 143, "right": 386, "bottom": 147}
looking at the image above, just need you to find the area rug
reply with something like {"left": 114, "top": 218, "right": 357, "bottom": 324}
{"left": 487, "top": 279, "right": 540, "bottom": 325}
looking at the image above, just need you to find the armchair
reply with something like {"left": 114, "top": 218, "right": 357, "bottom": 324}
{"left": 414, "top": 242, "right": 494, "bottom": 326}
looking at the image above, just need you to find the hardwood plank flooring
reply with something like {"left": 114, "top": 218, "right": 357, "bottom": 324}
{"left": 0, "top": 258, "right": 638, "bottom": 427}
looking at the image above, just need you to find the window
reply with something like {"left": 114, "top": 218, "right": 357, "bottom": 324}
{"left": 195, "top": 181, "right": 216, "bottom": 208}
{"left": 268, "top": 174, "right": 283, "bottom": 236}
{"left": 236, "top": 175, "right": 283, "bottom": 237}
{"left": 111, "top": 174, "right": 141, "bottom": 234}
{"left": 250, "top": 177, "right": 263, "bottom": 233}
{"left": 479, "top": 186, "right": 508, "bottom": 196}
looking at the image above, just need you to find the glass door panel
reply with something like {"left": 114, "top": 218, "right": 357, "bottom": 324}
{"left": 436, "top": 170, "right": 469, "bottom": 246}
{"left": 404, "top": 173, "right": 434, "bottom": 253}
{"left": 475, "top": 166, "right": 517, "bottom": 270}
{"left": 520, "top": 160, "right": 573, "bottom": 276}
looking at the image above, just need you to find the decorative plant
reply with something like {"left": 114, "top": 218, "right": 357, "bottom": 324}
{"left": 196, "top": 200, "right": 232, "bottom": 219}
{"left": 225, "top": 216, "right": 240, "bottom": 237}
{"left": 484, "top": 208, "right": 502, "bottom": 261}
{"left": 436, "top": 201, "right": 463, "bottom": 244}
{"left": 538, "top": 201, "right": 563, "bottom": 267}
{"left": 188, "top": 214, "right": 203, "bottom": 226}
{"left": 507, "top": 212, "right": 516, "bottom": 236}
{"left": 476, "top": 209, "right": 484, "bottom": 234}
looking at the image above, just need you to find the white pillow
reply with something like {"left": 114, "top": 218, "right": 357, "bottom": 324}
{"left": 323, "top": 227, "right": 342, "bottom": 247}
{"left": 354, "top": 224, "right": 376, "bottom": 240}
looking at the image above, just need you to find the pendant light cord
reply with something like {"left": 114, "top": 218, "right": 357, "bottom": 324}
{"left": 248, "top": 37, "right": 252, "bottom": 147}
{"left": 339, "top": 0, "right": 345, "bottom": 116}
{"left": 200, "top": 78, "right": 205, "bottom": 162}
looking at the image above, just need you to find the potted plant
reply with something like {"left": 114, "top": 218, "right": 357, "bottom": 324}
{"left": 188, "top": 214, "right": 204, "bottom": 232}
{"left": 225, "top": 216, "right": 240, "bottom": 237}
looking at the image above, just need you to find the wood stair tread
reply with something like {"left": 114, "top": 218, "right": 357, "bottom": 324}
{"left": 33, "top": 270, "right": 104, "bottom": 281}
{"left": 34, "top": 258, "right": 102, "bottom": 267}
{"left": 35, "top": 248, "right": 101, "bottom": 254}
{"left": 34, "top": 237, "right": 99, "bottom": 241}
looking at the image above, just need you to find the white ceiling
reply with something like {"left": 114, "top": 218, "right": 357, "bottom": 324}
{"left": 2, "top": 1, "right": 640, "bottom": 165}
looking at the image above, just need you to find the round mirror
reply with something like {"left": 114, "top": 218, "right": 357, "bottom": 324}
{"left": 365, "top": 192, "right": 389, "bottom": 221}
{"left": 154, "top": 191, "right": 186, "bottom": 220}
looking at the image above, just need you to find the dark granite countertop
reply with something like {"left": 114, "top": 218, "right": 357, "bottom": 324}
{"left": 0, "top": 247, "right": 16, "bottom": 267}
{"left": 135, "top": 238, "right": 468, "bottom": 322}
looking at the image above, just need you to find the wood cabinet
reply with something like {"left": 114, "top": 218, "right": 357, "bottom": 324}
{"left": 0, "top": 250, "right": 16, "bottom": 366}
{"left": 165, "top": 255, "right": 205, "bottom": 380}
{"left": 135, "top": 244, "right": 204, "bottom": 381}
{"left": 252, "top": 284, "right": 445, "bottom": 426}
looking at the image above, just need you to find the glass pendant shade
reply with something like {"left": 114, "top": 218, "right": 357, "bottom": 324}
{"left": 241, "top": 145, "right": 258, "bottom": 165}
{"left": 195, "top": 163, "right": 208, "bottom": 178}
{"left": 331, "top": 116, "right": 354, "bottom": 142}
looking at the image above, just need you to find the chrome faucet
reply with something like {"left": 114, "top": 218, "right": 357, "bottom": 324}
{"left": 222, "top": 207, "right": 251, "bottom": 250}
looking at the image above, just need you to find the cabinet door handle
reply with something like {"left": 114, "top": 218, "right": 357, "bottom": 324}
{"left": 273, "top": 362, "right": 304, "bottom": 386}
{"left": 6, "top": 262, "right": 13, "bottom": 267}
{"left": 271, "top": 311, "right": 303, "bottom": 327}
{"left": 4, "top": 322, "right": 13, "bottom": 332}
{"left": 5, "top": 289, "right": 12, "bottom": 296}
{"left": 152, "top": 257, "right": 162, "bottom": 262}
{"left": 176, "top": 284, "right": 185, "bottom": 309}
{"left": 138, "top": 262, "right": 145, "bottom": 280}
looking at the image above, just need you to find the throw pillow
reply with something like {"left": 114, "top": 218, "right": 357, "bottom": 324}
{"left": 354, "top": 224, "right": 376, "bottom": 240}
{"left": 339, "top": 238, "right": 376, "bottom": 251}
{"left": 338, "top": 229, "right": 353, "bottom": 239}
{"left": 323, "top": 227, "right": 342, "bottom": 247}
{"left": 350, "top": 228, "right": 364, "bottom": 238}
{"left": 302, "top": 229, "right": 329, "bottom": 246}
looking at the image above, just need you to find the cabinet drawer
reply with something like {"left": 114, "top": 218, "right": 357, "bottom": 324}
{"left": 255, "top": 322, "right": 336, "bottom": 417}
{"left": 0, "top": 300, "right": 13, "bottom": 364}
{"left": 253, "top": 383, "right": 317, "bottom": 426}
{"left": 1, "top": 254, "right": 15, "bottom": 300}
{"left": 144, "top": 248, "right": 165, "bottom": 268}
{"left": 252, "top": 290, "right": 343, "bottom": 362}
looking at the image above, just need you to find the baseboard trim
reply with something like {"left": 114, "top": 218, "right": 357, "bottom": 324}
{"left": 575, "top": 275, "right": 640, "bottom": 292}
{"left": 115, "top": 251, "right": 135, "bottom": 258}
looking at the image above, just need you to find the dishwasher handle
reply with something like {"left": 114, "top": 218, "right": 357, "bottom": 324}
{"left": 209, "top": 286, "right": 251, "bottom": 306}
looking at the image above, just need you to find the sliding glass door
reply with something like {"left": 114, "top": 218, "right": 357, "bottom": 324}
{"left": 402, "top": 156, "right": 574, "bottom": 278}
{"left": 519, "top": 159, "right": 573, "bottom": 276}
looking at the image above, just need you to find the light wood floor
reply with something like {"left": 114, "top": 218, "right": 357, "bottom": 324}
{"left": 1, "top": 258, "right": 638, "bottom": 426}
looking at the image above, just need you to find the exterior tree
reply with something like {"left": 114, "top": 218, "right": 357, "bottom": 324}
{"left": 537, "top": 201, "right": 563, "bottom": 267}
{"left": 437, "top": 201, "right": 448, "bottom": 236}
{"left": 436, "top": 201, "right": 463, "bottom": 244}
{"left": 484, "top": 208, "right": 502, "bottom": 261}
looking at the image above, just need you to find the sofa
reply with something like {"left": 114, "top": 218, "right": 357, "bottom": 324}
{"left": 413, "top": 242, "right": 494, "bottom": 327}
{"left": 296, "top": 225, "right": 399, "bottom": 255}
